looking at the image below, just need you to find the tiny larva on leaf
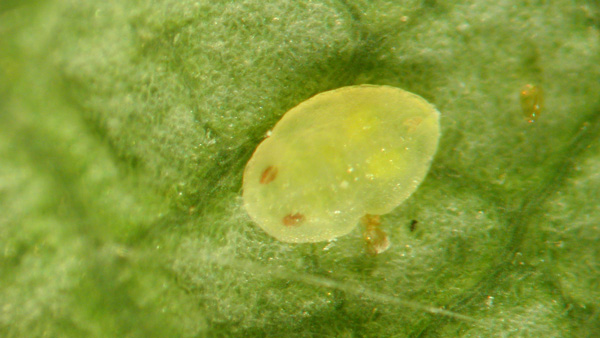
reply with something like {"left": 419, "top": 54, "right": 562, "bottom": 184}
{"left": 520, "top": 84, "right": 542, "bottom": 123}
{"left": 243, "top": 85, "right": 440, "bottom": 245}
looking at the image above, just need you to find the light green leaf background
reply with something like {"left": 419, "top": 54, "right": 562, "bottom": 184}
{"left": 1, "top": 0, "right": 599, "bottom": 337}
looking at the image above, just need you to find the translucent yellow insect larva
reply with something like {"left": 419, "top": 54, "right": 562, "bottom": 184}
{"left": 242, "top": 85, "right": 440, "bottom": 243}
{"left": 520, "top": 84, "right": 543, "bottom": 123}
{"left": 361, "top": 214, "right": 390, "bottom": 255}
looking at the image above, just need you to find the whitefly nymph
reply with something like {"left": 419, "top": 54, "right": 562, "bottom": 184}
{"left": 243, "top": 85, "right": 440, "bottom": 252}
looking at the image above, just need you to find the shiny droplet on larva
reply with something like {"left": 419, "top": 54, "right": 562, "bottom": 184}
{"left": 242, "top": 85, "right": 441, "bottom": 243}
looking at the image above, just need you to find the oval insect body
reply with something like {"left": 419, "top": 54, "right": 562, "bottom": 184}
{"left": 520, "top": 84, "right": 543, "bottom": 123}
{"left": 243, "top": 85, "right": 440, "bottom": 243}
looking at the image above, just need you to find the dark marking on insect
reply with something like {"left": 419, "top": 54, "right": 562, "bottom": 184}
{"left": 520, "top": 84, "right": 543, "bottom": 123}
{"left": 409, "top": 219, "right": 418, "bottom": 232}
{"left": 260, "top": 165, "right": 278, "bottom": 184}
{"left": 282, "top": 213, "right": 305, "bottom": 226}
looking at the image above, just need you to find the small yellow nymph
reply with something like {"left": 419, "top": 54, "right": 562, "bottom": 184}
{"left": 243, "top": 85, "right": 440, "bottom": 247}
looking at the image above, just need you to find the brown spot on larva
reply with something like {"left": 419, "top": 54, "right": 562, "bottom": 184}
{"left": 282, "top": 213, "right": 305, "bottom": 226}
{"left": 409, "top": 219, "right": 418, "bottom": 232}
{"left": 403, "top": 117, "right": 423, "bottom": 132}
{"left": 260, "top": 165, "right": 278, "bottom": 184}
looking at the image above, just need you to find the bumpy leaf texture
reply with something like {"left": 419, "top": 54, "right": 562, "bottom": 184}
{"left": 1, "top": 0, "right": 599, "bottom": 337}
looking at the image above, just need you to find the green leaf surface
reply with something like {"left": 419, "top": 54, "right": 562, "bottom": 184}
{"left": 1, "top": 0, "right": 599, "bottom": 337}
